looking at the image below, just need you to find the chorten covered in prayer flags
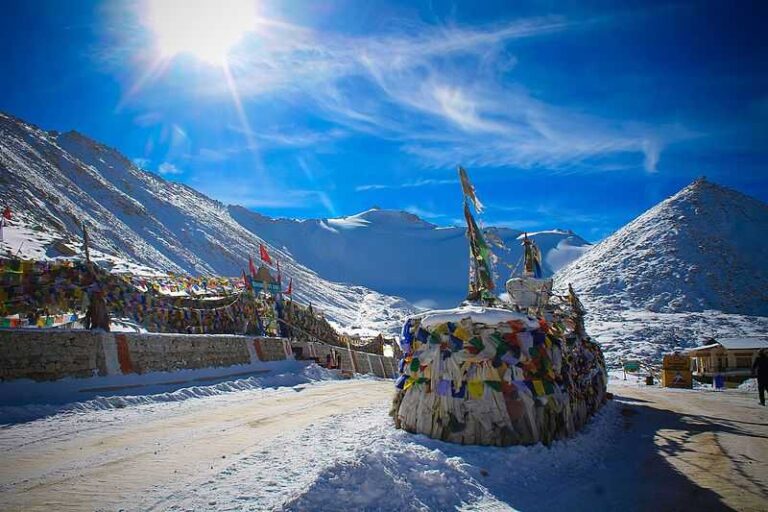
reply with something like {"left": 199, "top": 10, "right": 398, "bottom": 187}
{"left": 390, "top": 166, "right": 607, "bottom": 446}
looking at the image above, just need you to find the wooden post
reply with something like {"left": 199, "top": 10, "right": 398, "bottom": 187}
{"left": 82, "top": 221, "right": 91, "bottom": 264}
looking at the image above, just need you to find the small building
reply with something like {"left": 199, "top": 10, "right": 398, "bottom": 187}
{"left": 687, "top": 337, "right": 768, "bottom": 383}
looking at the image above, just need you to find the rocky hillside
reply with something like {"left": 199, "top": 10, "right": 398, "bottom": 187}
{"left": 0, "top": 111, "right": 592, "bottom": 319}
{"left": 0, "top": 112, "right": 412, "bottom": 335}
{"left": 556, "top": 178, "right": 768, "bottom": 316}
{"left": 555, "top": 178, "right": 768, "bottom": 364}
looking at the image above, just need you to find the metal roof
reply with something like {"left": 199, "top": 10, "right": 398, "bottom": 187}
{"left": 688, "top": 337, "right": 768, "bottom": 352}
{"left": 686, "top": 343, "right": 720, "bottom": 353}
{"left": 717, "top": 337, "right": 768, "bottom": 350}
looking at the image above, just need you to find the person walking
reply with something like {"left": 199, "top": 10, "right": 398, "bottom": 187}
{"left": 753, "top": 349, "right": 768, "bottom": 406}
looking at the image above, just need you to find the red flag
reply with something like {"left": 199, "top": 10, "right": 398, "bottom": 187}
{"left": 241, "top": 269, "right": 251, "bottom": 290}
{"left": 2, "top": 206, "right": 10, "bottom": 220}
{"left": 284, "top": 277, "right": 292, "bottom": 295}
{"left": 259, "top": 244, "right": 272, "bottom": 265}
{"left": 248, "top": 255, "right": 257, "bottom": 278}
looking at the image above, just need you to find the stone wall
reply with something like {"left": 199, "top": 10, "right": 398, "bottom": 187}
{"left": 119, "top": 333, "right": 252, "bottom": 374}
{"left": 0, "top": 330, "right": 108, "bottom": 381}
{"left": 0, "top": 330, "right": 396, "bottom": 382}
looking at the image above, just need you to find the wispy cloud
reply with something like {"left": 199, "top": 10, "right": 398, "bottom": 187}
{"left": 222, "top": 15, "right": 695, "bottom": 172}
{"left": 132, "top": 157, "right": 150, "bottom": 168}
{"left": 402, "top": 205, "right": 445, "bottom": 220}
{"left": 245, "top": 127, "right": 348, "bottom": 148}
{"left": 356, "top": 178, "right": 457, "bottom": 191}
{"left": 114, "top": 9, "right": 697, "bottom": 176}
{"left": 196, "top": 180, "right": 337, "bottom": 215}
{"left": 158, "top": 162, "right": 182, "bottom": 175}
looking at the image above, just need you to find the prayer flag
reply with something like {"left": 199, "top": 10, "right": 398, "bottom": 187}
{"left": 259, "top": 244, "right": 272, "bottom": 265}
{"left": 241, "top": 269, "right": 251, "bottom": 290}
{"left": 248, "top": 255, "right": 257, "bottom": 279}
{"left": 468, "top": 380, "right": 484, "bottom": 399}
{"left": 458, "top": 166, "right": 484, "bottom": 213}
{"left": 464, "top": 201, "right": 495, "bottom": 299}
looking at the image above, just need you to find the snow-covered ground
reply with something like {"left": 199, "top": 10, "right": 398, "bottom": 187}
{"left": 2, "top": 371, "right": 764, "bottom": 511}
{"left": 0, "top": 360, "right": 338, "bottom": 424}
{"left": 0, "top": 220, "right": 166, "bottom": 277}
{"left": 0, "top": 375, "right": 620, "bottom": 511}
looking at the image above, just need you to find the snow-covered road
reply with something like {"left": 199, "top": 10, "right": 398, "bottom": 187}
{"left": 1, "top": 375, "right": 766, "bottom": 511}
{"left": 0, "top": 379, "right": 393, "bottom": 511}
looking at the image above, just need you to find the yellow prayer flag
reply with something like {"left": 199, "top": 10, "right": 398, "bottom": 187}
{"left": 468, "top": 380, "right": 484, "bottom": 399}
{"left": 453, "top": 325, "right": 471, "bottom": 341}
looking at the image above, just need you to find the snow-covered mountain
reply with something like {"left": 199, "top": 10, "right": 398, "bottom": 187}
{"left": 0, "top": 112, "right": 412, "bottom": 335}
{"left": 555, "top": 178, "right": 768, "bottom": 365}
{"left": 230, "top": 206, "right": 591, "bottom": 308}
{"left": 0, "top": 111, "right": 590, "bottom": 331}
{"left": 5, "top": 111, "right": 764, "bottom": 364}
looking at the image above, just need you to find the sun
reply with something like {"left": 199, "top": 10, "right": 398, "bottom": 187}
{"left": 145, "top": 0, "right": 257, "bottom": 65}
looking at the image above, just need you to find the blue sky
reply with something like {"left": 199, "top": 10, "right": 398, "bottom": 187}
{"left": 1, "top": 0, "right": 766, "bottom": 240}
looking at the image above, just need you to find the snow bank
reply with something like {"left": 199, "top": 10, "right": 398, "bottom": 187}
{"left": 416, "top": 305, "right": 539, "bottom": 330}
{"left": 150, "top": 397, "right": 620, "bottom": 511}
{"left": 283, "top": 402, "right": 620, "bottom": 511}
{"left": 738, "top": 378, "right": 758, "bottom": 392}
{"left": 0, "top": 361, "right": 338, "bottom": 424}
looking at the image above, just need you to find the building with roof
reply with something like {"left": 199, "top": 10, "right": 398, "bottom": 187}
{"left": 686, "top": 337, "right": 768, "bottom": 383}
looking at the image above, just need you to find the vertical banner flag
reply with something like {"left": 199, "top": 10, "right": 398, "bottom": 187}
{"left": 249, "top": 255, "right": 257, "bottom": 279}
{"left": 259, "top": 244, "right": 272, "bottom": 265}
{"left": 285, "top": 277, "right": 292, "bottom": 295}
{"left": 463, "top": 200, "right": 495, "bottom": 298}
{"left": 458, "top": 166, "right": 484, "bottom": 213}
{"left": 522, "top": 234, "right": 543, "bottom": 278}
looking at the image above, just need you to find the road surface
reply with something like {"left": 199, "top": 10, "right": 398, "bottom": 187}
{"left": 0, "top": 377, "right": 766, "bottom": 511}
{"left": 610, "top": 382, "right": 768, "bottom": 512}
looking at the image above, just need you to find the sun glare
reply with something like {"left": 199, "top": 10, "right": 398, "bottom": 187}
{"left": 145, "top": 0, "right": 257, "bottom": 65}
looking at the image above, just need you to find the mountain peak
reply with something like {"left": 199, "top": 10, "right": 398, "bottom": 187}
{"left": 556, "top": 179, "right": 768, "bottom": 315}
{"left": 347, "top": 208, "right": 436, "bottom": 227}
